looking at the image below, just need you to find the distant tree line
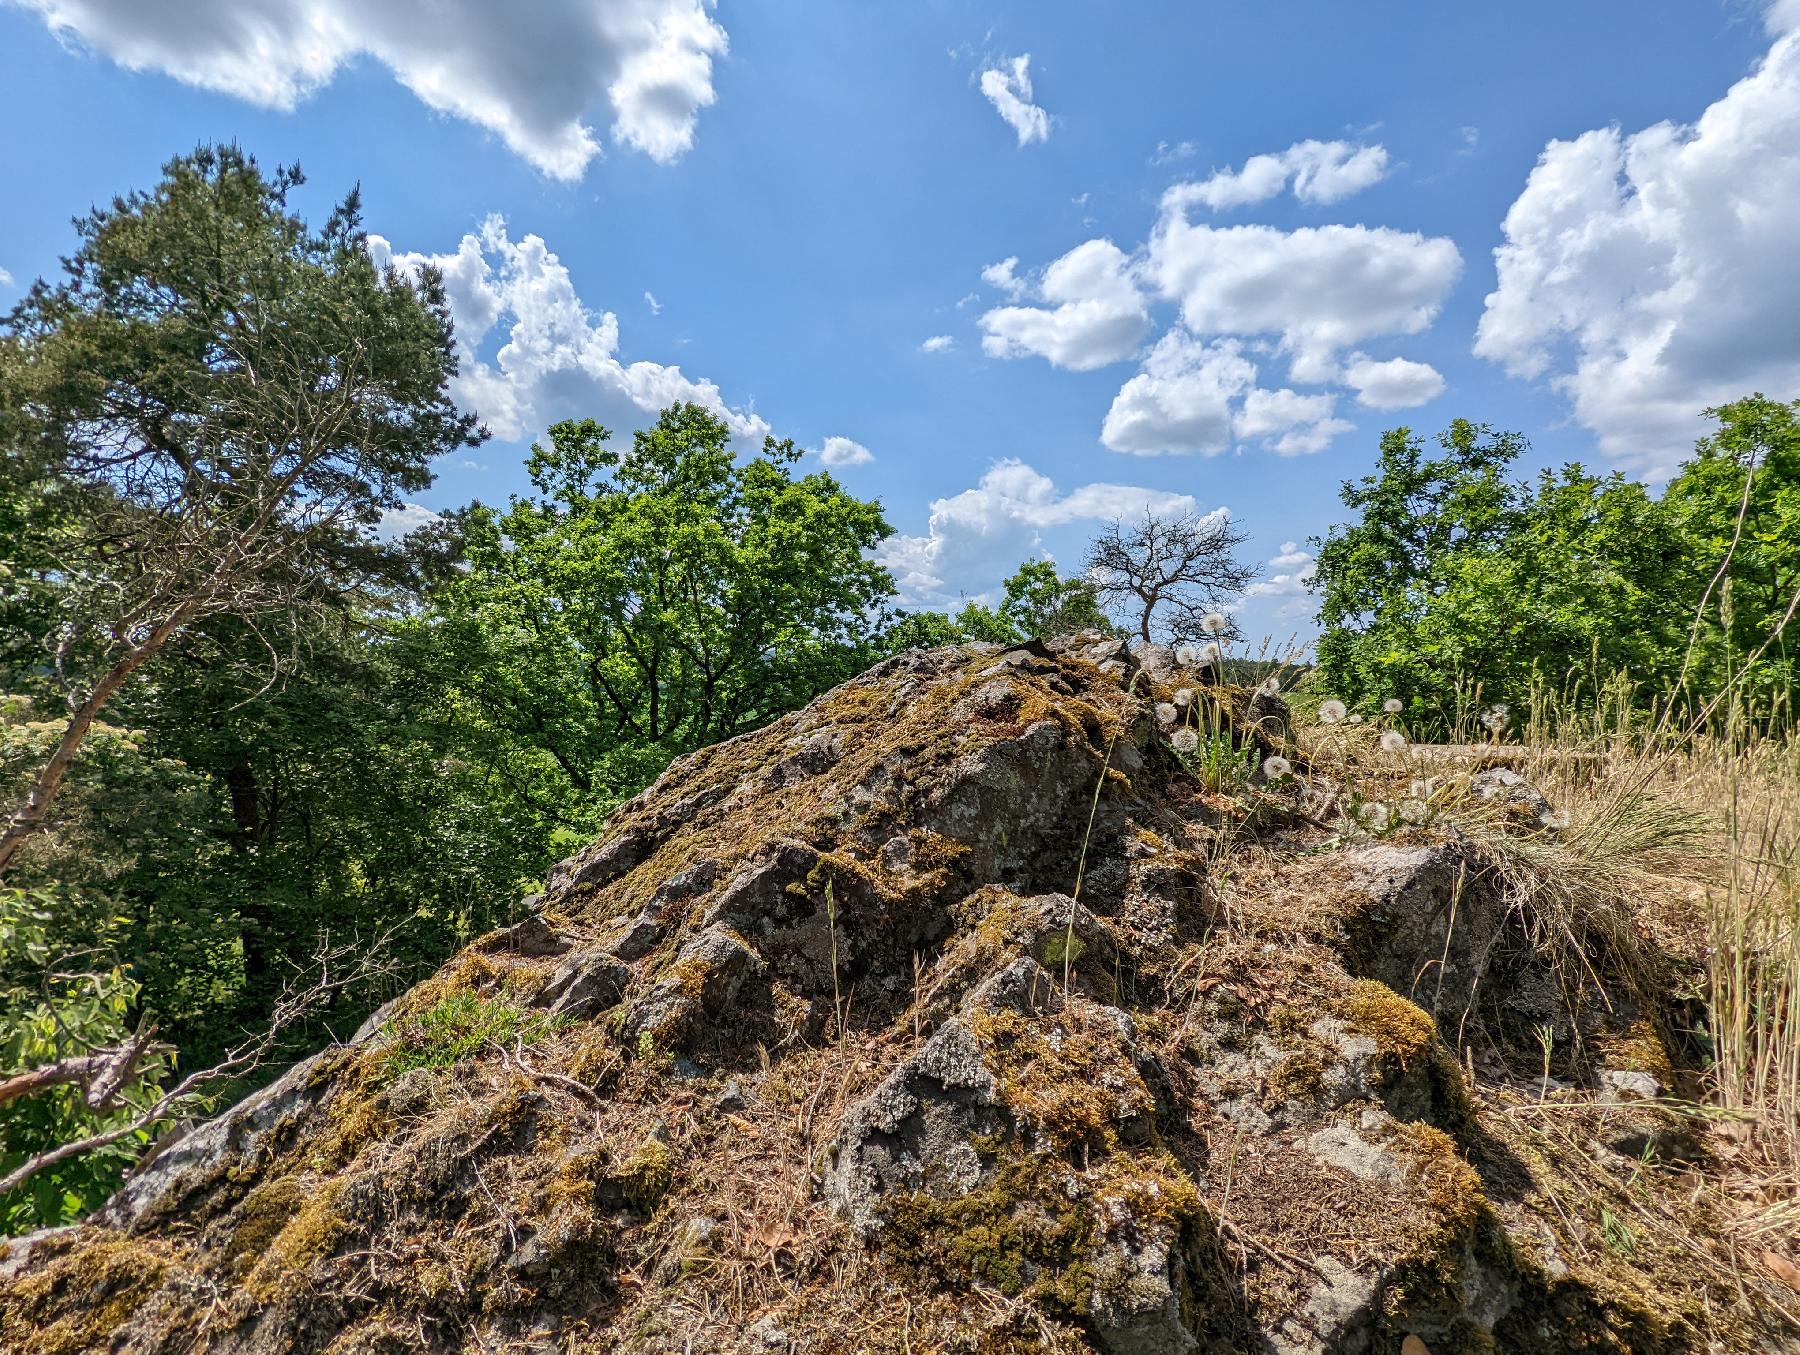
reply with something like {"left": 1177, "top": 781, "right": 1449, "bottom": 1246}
{"left": 1311, "top": 404, "right": 1800, "bottom": 734}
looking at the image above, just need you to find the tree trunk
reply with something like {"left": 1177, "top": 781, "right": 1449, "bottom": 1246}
{"left": 0, "top": 603, "right": 196, "bottom": 877}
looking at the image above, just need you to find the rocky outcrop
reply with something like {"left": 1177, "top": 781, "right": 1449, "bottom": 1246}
{"left": 0, "top": 641, "right": 1769, "bottom": 1354}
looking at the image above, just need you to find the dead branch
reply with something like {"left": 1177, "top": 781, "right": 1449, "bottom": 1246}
{"left": 0, "top": 928, "right": 399, "bottom": 1200}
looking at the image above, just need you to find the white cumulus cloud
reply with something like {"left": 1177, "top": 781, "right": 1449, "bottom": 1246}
{"left": 979, "top": 239, "right": 1151, "bottom": 371}
{"left": 1101, "top": 330, "right": 1352, "bottom": 457}
{"left": 369, "top": 215, "right": 768, "bottom": 448}
{"left": 979, "top": 54, "right": 1050, "bottom": 145}
{"left": 818, "top": 436, "right": 874, "bottom": 468}
{"left": 1165, "top": 140, "right": 1390, "bottom": 212}
{"left": 920, "top": 334, "right": 956, "bottom": 353}
{"left": 1243, "top": 542, "right": 1318, "bottom": 624}
{"left": 9, "top": 0, "right": 726, "bottom": 177}
{"left": 375, "top": 502, "right": 443, "bottom": 541}
{"left": 0, "top": 265, "right": 13, "bottom": 287}
{"left": 1475, "top": 23, "right": 1800, "bottom": 475}
{"left": 1341, "top": 353, "right": 1446, "bottom": 409}
{"left": 1146, "top": 208, "right": 1462, "bottom": 383}
{"left": 981, "top": 256, "right": 1028, "bottom": 299}
{"left": 878, "top": 459, "right": 1198, "bottom": 608}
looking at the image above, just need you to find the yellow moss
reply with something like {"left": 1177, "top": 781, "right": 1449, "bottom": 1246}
{"left": 0, "top": 1236, "right": 178, "bottom": 1355}
{"left": 1396, "top": 1122, "right": 1486, "bottom": 1236}
{"left": 1594, "top": 1018, "right": 1676, "bottom": 1081}
{"left": 1343, "top": 979, "right": 1439, "bottom": 1070}
{"left": 1267, "top": 1003, "right": 1309, "bottom": 1039}
{"left": 222, "top": 1175, "right": 307, "bottom": 1269}
{"left": 971, "top": 1006, "right": 1154, "bottom": 1150}
{"left": 1266, "top": 1051, "right": 1327, "bottom": 1106}
{"left": 608, "top": 1138, "right": 674, "bottom": 1212}
{"left": 243, "top": 1177, "right": 347, "bottom": 1304}
{"left": 907, "top": 828, "right": 971, "bottom": 873}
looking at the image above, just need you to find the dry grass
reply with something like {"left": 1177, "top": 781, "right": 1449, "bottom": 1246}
{"left": 1289, "top": 676, "right": 1800, "bottom": 1313}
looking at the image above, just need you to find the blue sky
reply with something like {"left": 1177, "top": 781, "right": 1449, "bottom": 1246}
{"left": 4, "top": 1, "right": 1798, "bottom": 640}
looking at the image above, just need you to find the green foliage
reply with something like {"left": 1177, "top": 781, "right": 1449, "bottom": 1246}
{"left": 1313, "top": 419, "right": 1695, "bottom": 732}
{"left": 882, "top": 558, "right": 1111, "bottom": 651}
{"left": 433, "top": 404, "right": 896, "bottom": 829}
{"left": 1662, "top": 395, "right": 1800, "bottom": 713}
{"left": 0, "top": 887, "right": 171, "bottom": 1233}
{"left": 377, "top": 992, "right": 553, "bottom": 1077}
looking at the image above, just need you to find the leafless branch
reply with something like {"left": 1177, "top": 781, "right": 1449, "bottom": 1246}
{"left": 1085, "top": 509, "right": 1258, "bottom": 645}
{"left": 0, "top": 928, "right": 399, "bottom": 1200}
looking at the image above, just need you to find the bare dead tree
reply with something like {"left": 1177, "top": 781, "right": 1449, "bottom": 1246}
{"left": 0, "top": 146, "right": 480, "bottom": 876}
{"left": 1085, "top": 509, "right": 1258, "bottom": 645}
{"left": 0, "top": 929, "right": 397, "bottom": 1200}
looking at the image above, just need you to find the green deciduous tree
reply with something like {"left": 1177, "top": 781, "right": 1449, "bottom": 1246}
{"left": 882, "top": 559, "right": 1111, "bottom": 650}
{"left": 436, "top": 404, "right": 895, "bottom": 833}
{"left": 1662, "top": 395, "right": 1800, "bottom": 715}
{"left": 1313, "top": 420, "right": 1688, "bottom": 731}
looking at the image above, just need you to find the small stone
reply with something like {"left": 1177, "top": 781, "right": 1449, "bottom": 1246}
{"left": 1469, "top": 767, "right": 1561, "bottom": 831}
{"left": 1599, "top": 1068, "right": 1663, "bottom": 1101}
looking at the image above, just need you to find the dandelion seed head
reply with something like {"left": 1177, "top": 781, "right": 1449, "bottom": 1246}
{"left": 1379, "top": 730, "right": 1407, "bottom": 753}
{"left": 1358, "top": 802, "right": 1392, "bottom": 830}
{"left": 1174, "top": 644, "right": 1199, "bottom": 666}
{"left": 1409, "top": 777, "right": 1437, "bottom": 800}
{"left": 1258, "top": 676, "right": 1281, "bottom": 697}
{"left": 1262, "top": 755, "right": 1293, "bottom": 780}
{"left": 1201, "top": 612, "right": 1228, "bottom": 635}
{"left": 1400, "top": 799, "right": 1430, "bottom": 824}
{"left": 1349, "top": 713, "right": 1364, "bottom": 725}
{"left": 1171, "top": 727, "right": 1199, "bottom": 754}
{"left": 1198, "top": 641, "right": 1222, "bottom": 664}
{"left": 1383, "top": 698, "right": 1404, "bottom": 715}
{"left": 1480, "top": 703, "right": 1510, "bottom": 733}
{"left": 1174, "top": 687, "right": 1194, "bottom": 706}
{"left": 1155, "top": 702, "right": 1178, "bottom": 724}
{"left": 1318, "top": 699, "right": 1347, "bottom": 725}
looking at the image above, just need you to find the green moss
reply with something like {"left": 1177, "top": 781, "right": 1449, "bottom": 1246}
{"left": 886, "top": 1149, "right": 1201, "bottom": 1326}
{"left": 1267, "top": 1003, "right": 1309, "bottom": 1039}
{"left": 243, "top": 1177, "right": 347, "bottom": 1303}
{"left": 222, "top": 1175, "right": 307, "bottom": 1268}
{"left": 603, "top": 1138, "right": 674, "bottom": 1212}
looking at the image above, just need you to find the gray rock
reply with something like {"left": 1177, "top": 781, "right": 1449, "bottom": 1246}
{"left": 477, "top": 914, "right": 568, "bottom": 958}
{"left": 1469, "top": 767, "right": 1562, "bottom": 832}
{"left": 1131, "top": 642, "right": 1179, "bottom": 686}
{"left": 536, "top": 948, "right": 632, "bottom": 1020}
{"left": 1086, "top": 1179, "right": 1201, "bottom": 1355}
{"left": 623, "top": 925, "right": 763, "bottom": 1049}
{"left": 1599, "top": 1067, "right": 1663, "bottom": 1101}
{"left": 605, "top": 858, "right": 721, "bottom": 961}
{"left": 822, "top": 1018, "right": 1003, "bottom": 1239}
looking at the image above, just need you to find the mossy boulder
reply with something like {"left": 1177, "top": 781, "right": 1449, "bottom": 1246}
{"left": 0, "top": 641, "right": 1778, "bottom": 1354}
